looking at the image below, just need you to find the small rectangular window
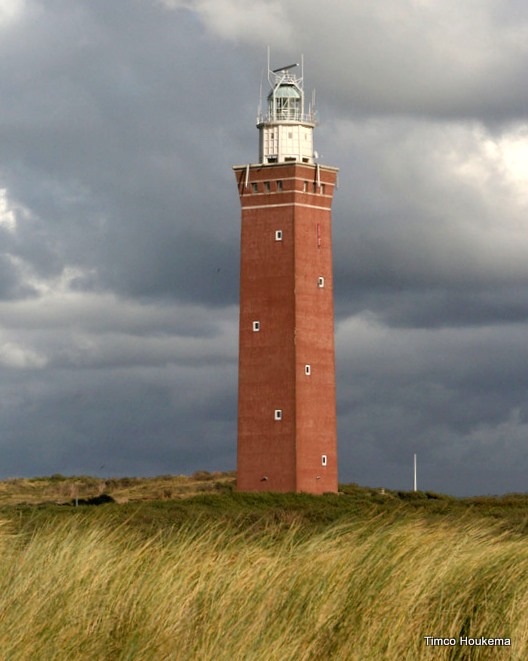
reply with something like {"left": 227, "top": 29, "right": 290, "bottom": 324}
{"left": 305, "top": 365, "right": 311, "bottom": 375}
{"left": 320, "top": 184, "right": 325, "bottom": 194}
{"left": 264, "top": 181, "right": 270, "bottom": 192}
{"left": 303, "top": 181, "right": 308, "bottom": 192}
{"left": 275, "top": 230, "right": 283, "bottom": 241}
{"left": 288, "top": 132, "right": 293, "bottom": 139}
{"left": 322, "top": 454, "right": 327, "bottom": 466}
{"left": 318, "top": 277, "right": 325, "bottom": 288}
{"left": 252, "top": 321, "right": 260, "bottom": 332}
{"left": 277, "top": 180, "right": 283, "bottom": 191}
{"left": 252, "top": 182, "right": 258, "bottom": 193}
{"left": 274, "top": 409, "right": 282, "bottom": 421}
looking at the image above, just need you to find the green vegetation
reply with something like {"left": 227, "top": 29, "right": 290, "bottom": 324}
{"left": 0, "top": 474, "right": 527, "bottom": 659}
{"left": 0, "top": 471, "right": 236, "bottom": 506}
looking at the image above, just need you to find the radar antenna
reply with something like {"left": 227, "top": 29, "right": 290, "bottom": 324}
{"left": 272, "top": 63, "right": 299, "bottom": 73}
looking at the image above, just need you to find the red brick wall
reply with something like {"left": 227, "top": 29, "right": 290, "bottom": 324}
{"left": 235, "top": 163, "right": 338, "bottom": 493}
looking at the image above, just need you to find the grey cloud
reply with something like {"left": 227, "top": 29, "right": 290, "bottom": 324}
{"left": 338, "top": 286, "right": 528, "bottom": 330}
{"left": 0, "top": 0, "right": 247, "bottom": 306}
{"left": 329, "top": 118, "right": 528, "bottom": 334}
{"left": 0, "top": 251, "right": 37, "bottom": 300}
{"left": 0, "top": 361, "right": 237, "bottom": 478}
{"left": 336, "top": 319, "right": 528, "bottom": 495}
{"left": 231, "top": 0, "right": 528, "bottom": 125}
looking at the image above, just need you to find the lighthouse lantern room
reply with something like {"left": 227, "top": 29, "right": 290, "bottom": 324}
{"left": 257, "top": 59, "right": 316, "bottom": 165}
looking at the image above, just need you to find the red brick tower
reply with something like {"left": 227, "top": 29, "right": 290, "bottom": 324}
{"left": 234, "top": 58, "right": 338, "bottom": 493}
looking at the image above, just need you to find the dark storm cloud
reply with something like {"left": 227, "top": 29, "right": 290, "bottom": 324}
{"left": 335, "top": 285, "right": 528, "bottom": 330}
{"left": 334, "top": 263, "right": 528, "bottom": 324}
{"left": 327, "top": 118, "right": 528, "bottom": 335}
{"left": 286, "top": 0, "right": 528, "bottom": 125}
{"left": 0, "top": 0, "right": 244, "bottom": 481}
{"left": 0, "top": 251, "right": 36, "bottom": 300}
{"left": 0, "top": 362, "right": 237, "bottom": 477}
{"left": 0, "top": 0, "right": 249, "bottom": 305}
{"left": 1, "top": 0, "right": 528, "bottom": 495}
{"left": 335, "top": 318, "right": 528, "bottom": 495}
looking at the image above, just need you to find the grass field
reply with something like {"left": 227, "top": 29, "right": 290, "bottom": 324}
{"left": 0, "top": 474, "right": 527, "bottom": 659}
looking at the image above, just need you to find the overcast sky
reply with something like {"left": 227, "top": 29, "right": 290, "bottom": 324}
{"left": 1, "top": 0, "right": 528, "bottom": 496}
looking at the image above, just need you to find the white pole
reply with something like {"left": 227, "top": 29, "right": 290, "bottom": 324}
{"left": 413, "top": 453, "right": 417, "bottom": 492}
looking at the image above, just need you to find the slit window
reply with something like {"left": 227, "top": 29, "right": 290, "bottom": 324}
{"left": 318, "top": 277, "right": 325, "bottom": 288}
{"left": 321, "top": 184, "right": 325, "bottom": 194}
{"left": 252, "top": 182, "right": 258, "bottom": 193}
{"left": 303, "top": 181, "right": 308, "bottom": 192}
{"left": 322, "top": 454, "right": 327, "bottom": 466}
{"left": 264, "top": 181, "right": 270, "bottom": 192}
{"left": 274, "top": 409, "right": 282, "bottom": 421}
{"left": 252, "top": 321, "right": 260, "bottom": 332}
{"left": 277, "top": 180, "right": 283, "bottom": 191}
{"left": 275, "top": 230, "right": 283, "bottom": 241}
{"left": 305, "top": 364, "right": 311, "bottom": 376}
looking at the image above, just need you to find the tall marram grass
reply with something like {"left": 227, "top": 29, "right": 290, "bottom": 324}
{"left": 0, "top": 512, "right": 527, "bottom": 660}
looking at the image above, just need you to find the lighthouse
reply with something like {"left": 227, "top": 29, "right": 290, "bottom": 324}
{"left": 233, "top": 57, "right": 339, "bottom": 494}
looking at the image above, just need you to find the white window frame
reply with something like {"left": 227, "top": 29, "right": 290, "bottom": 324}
{"left": 305, "top": 364, "right": 311, "bottom": 375}
{"left": 252, "top": 321, "right": 260, "bottom": 332}
{"left": 274, "top": 409, "right": 282, "bottom": 421}
{"left": 275, "top": 230, "right": 283, "bottom": 241}
{"left": 322, "top": 454, "right": 327, "bottom": 466}
{"left": 318, "top": 277, "right": 325, "bottom": 288}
